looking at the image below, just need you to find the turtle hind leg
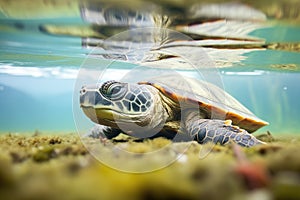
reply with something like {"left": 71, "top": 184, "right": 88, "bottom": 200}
{"left": 186, "top": 119, "right": 265, "bottom": 147}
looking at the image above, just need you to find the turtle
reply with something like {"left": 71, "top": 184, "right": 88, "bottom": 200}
{"left": 79, "top": 75, "right": 268, "bottom": 147}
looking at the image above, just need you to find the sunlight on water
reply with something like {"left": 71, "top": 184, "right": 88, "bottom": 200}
{"left": 0, "top": 0, "right": 299, "bottom": 135}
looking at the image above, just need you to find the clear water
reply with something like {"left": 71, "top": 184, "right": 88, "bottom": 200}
{"left": 0, "top": 0, "right": 299, "bottom": 134}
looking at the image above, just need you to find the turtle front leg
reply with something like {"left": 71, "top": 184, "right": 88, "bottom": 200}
{"left": 185, "top": 119, "right": 265, "bottom": 147}
{"left": 84, "top": 124, "right": 121, "bottom": 139}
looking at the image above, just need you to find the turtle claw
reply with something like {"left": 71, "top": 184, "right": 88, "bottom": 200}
{"left": 224, "top": 119, "right": 232, "bottom": 126}
{"left": 84, "top": 124, "right": 108, "bottom": 138}
{"left": 84, "top": 124, "right": 121, "bottom": 140}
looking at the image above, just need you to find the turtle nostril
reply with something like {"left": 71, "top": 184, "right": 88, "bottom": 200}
{"left": 80, "top": 87, "right": 87, "bottom": 95}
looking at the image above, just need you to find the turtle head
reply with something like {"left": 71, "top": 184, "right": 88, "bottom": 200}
{"left": 80, "top": 80, "right": 155, "bottom": 131}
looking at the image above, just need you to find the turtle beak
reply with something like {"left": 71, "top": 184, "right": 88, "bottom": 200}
{"left": 80, "top": 86, "right": 94, "bottom": 108}
{"left": 79, "top": 86, "right": 87, "bottom": 107}
{"left": 79, "top": 85, "right": 113, "bottom": 109}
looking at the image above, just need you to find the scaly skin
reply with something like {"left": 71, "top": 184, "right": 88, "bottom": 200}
{"left": 184, "top": 114, "right": 265, "bottom": 147}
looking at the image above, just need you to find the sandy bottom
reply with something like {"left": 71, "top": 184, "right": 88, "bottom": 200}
{"left": 0, "top": 132, "right": 300, "bottom": 200}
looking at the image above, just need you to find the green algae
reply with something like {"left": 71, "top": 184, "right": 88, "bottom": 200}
{"left": 0, "top": 133, "right": 299, "bottom": 200}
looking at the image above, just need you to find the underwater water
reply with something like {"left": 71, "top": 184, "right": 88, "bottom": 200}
{"left": 0, "top": 0, "right": 300, "bottom": 135}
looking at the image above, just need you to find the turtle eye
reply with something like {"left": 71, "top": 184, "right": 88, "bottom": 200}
{"left": 100, "top": 81, "right": 127, "bottom": 100}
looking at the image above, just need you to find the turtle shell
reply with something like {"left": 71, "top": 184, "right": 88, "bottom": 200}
{"left": 139, "top": 75, "right": 268, "bottom": 133}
